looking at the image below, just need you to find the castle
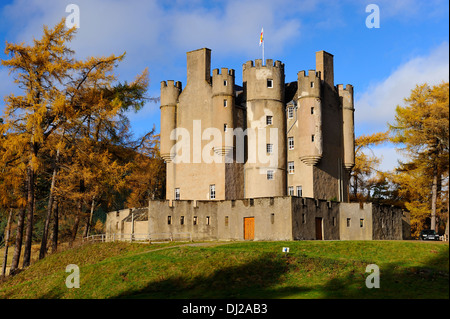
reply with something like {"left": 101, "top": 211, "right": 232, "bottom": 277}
{"left": 160, "top": 48, "right": 355, "bottom": 202}
{"left": 105, "top": 49, "right": 410, "bottom": 242}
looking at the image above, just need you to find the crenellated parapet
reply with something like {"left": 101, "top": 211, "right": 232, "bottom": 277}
{"left": 297, "top": 70, "right": 322, "bottom": 100}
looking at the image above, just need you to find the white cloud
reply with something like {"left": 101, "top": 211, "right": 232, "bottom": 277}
{"left": 355, "top": 41, "right": 449, "bottom": 134}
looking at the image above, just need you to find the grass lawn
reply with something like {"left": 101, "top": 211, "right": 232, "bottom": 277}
{"left": 0, "top": 240, "right": 448, "bottom": 299}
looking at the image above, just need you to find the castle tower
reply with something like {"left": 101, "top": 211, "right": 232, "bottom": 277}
{"left": 160, "top": 80, "right": 181, "bottom": 162}
{"left": 212, "top": 68, "right": 235, "bottom": 157}
{"left": 297, "top": 70, "right": 323, "bottom": 166}
{"left": 338, "top": 84, "right": 355, "bottom": 172}
{"left": 243, "top": 59, "right": 286, "bottom": 198}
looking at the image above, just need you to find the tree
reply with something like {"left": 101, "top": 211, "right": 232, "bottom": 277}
{"left": 389, "top": 82, "right": 449, "bottom": 235}
{"left": 1, "top": 19, "right": 151, "bottom": 266}
{"left": 350, "top": 132, "right": 389, "bottom": 201}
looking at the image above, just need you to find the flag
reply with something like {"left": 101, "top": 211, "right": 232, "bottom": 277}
{"left": 259, "top": 28, "right": 264, "bottom": 46}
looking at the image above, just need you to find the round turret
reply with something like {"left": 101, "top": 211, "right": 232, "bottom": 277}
{"left": 212, "top": 68, "right": 235, "bottom": 157}
{"left": 338, "top": 84, "right": 355, "bottom": 171}
{"left": 297, "top": 70, "right": 323, "bottom": 166}
{"left": 243, "top": 59, "right": 286, "bottom": 198}
{"left": 160, "top": 80, "right": 182, "bottom": 162}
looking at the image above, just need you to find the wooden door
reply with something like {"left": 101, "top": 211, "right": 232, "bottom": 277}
{"left": 244, "top": 217, "right": 255, "bottom": 240}
{"left": 315, "top": 217, "right": 323, "bottom": 240}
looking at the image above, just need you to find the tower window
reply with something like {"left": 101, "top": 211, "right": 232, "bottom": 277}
{"left": 224, "top": 80, "right": 227, "bottom": 86}
{"left": 311, "top": 135, "right": 315, "bottom": 142}
{"left": 210, "top": 184, "right": 216, "bottom": 200}
{"left": 288, "top": 186, "right": 294, "bottom": 196}
{"left": 360, "top": 219, "right": 364, "bottom": 228}
{"left": 224, "top": 124, "right": 228, "bottom": 132}
{"left": 267, "top": 79, "right": 273, "bottom": 88}
{"left": 271, "top": 213, "right": 275, "bottom": 224}
{"left": 310, "top": 82, "right": 314, "bottom": 88}
{"left": 266, "top": 115, "right": 273, "bottom": 125}
{"left": 311, "top": 107, "right": 314, "bottom": 114}
{"left": 193, "top": 216, "right": 198, "bottom": 225}
{"left": 180, "top": 216, "right": 184, "bottom": 225}
{"left": 266, "top": 143, "right": 273, "bottom": 153}
{"left": 168, "top": 216, "right": 172, "bottom": 225}
{"left": 347, "top": 218, "right": 351, "bottom": 227}
{"left": 174, "top": 188, "right": 180, "bottom": 200}
{"left": 223, "top": 99, "right": 227, "bottom": 107}
{"left": 225, "top": 216, "right": 229, "bottom": 227}
{"left": 288, "top": 137, "right": 294, "bottom": 150}
{"left": 267, "top": 170, "right": 274, "bottom": 180}
{"left": 296, "top": 186, "right": 302, "bottom": 197}
{"left": 288, "top": 106, "right": 294, "bottom": 119}
{"left": 288, "top": 161, "right": 294, "bottom": 174}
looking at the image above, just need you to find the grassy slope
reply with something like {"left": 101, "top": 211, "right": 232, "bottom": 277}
{"left": 0, "top": 240, "right": 448, "bottom": 299}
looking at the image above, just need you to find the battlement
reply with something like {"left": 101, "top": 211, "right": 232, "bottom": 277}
{"left": 161, "top": 80, "right": 182, "bottom": 90}
{"left": 213, "top": 68, "right": 235, "bottom": 76}
{"left": 297, "top": 70, "right": 321, "bottom": 79}
{"left": 243, "top": 59, "right": 284, "bottom": 70}
{"left": 337, "top": 84, "right": 353, "bottom": 93}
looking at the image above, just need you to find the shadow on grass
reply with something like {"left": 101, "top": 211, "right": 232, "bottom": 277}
{"left": 112, "top": 246, "right": 449, "bottom": 299}
{"left": 321, "top": 246, "right": 449, "bottom": 299}
{"left": 113, "top": 252, "right": 313, "bottom": 299}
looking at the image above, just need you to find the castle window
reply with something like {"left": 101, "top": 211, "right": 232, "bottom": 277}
{"left": 266, "top": 115, "right": 273, "bottom": 125}
{"left": 310, "top": 82, "right": 314, "bottom": 88}
{"left": 224, "top": 124, "right": 228, "bottom": 132}
{"left": 311, "top": 107, "right": 314, "bottom": 114}
{"left": 206, "top": 216, "right": 210, "bottom": 225}
{"left": 311, "top": 135, "right": 315, "bottom": 142}
{"left": 288, "top": 186, "right": 294, "bottom": 196}
{"left": 210, "top": 184, "right": 216, "bottom": 200}
{"left": 267, "top": 170, "right": 274, "bottom": 180}
{"left": 223, "top": 99, "right": 227, "bottom": 107}
{"left": 347, "top": 218, "right": 351, "bottom": 227}
{"left": 174, "top": 188, "right": 180, "bottom": 200}
{"left": 296, "top": 186, "right": 302, "bottom": 197}
{"left": 193, "top": 216, "right": 198, "bottom": 225}
{"left": 224, "top": 80, "right": 227, "bottom": 86}
{"left": 267, "top": 79, "right": 273, "bottom": 88}
{"left": 225, "top": 216, "right": 229, "bottom": 227}
{"left": 288, "top": 161, "right": 294, "bottom": 174}
{"left": 288, "top": 107, "right": 294, "bottom": 119}
{"left": 302, "top": 213, "right": 306, "bottom": 224}
{"left": 288, "top": 137, "right": 294, "bottom": 150}
{"left": 360, "top": 219, "right": 364, "bottom": 228}
{"left": 333, "top": 217, "right": 336, "bottom": 226}
{"left": 168, "top": 216, "right": 172, "bottom": 225}
{"left": 266, "top": 143, "right": 273, "bottom": 154}
{"left": 180, "top": 216, "right": 184, "bottom": 225}
{"left": 271, "top": 213, "right": 275, "bottom": 224}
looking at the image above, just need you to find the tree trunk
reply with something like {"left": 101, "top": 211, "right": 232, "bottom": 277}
{"left": 9, "top": 208, "right": 25, "bottom": 275}
{"left": 430, "top": 165, "right": 438, "bottom": 232}
{"left": 1, "top": 208, "right": 14, "bottom": 277}
{"left": 83, "top": 197, "right": 96, "bottom": 238}
{"left": 22, "top": 164, "right": 35, "bottom": 268}
{"left": 39, "top": 148, "right": 60, "bottom": 260}
{"left": 51, "top": 201, "right": 59, "bottom": 253}
{"left": 70, "top": 201, "right": 82, "bottom": 247}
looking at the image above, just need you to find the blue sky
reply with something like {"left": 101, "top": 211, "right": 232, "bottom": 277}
{"left": 0, "top": 0, "right": 448, "bottom": 171}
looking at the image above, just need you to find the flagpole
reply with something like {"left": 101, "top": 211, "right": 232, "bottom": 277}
{"left": 262, "top": 39, "right": 265, "bottom": 65}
